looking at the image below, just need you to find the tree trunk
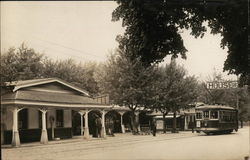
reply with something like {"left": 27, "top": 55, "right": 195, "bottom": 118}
{"left": 172, "top": 111, "right": 177, "bottom": 133}
{"left": 163, "top": 114, "right": 167, "bottom": 133}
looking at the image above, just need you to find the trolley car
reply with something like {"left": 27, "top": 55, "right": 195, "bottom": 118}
{"left": 195, "top": 104, "right": 238, "bottom": 135}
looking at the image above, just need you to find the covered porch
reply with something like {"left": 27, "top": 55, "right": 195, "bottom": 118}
{"left": 1, "top": 78, "right": 129, "bottom": 147}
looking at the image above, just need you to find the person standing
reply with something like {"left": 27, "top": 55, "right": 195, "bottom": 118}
{"left": 95, "top": 117, "right": 102, "bottom": 138}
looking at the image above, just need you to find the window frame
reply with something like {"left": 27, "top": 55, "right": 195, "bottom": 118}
{"left": 203, "top": 110, "right": 210, "bottom": 119}
{"left": 195, "top": 111, "right": 203, "bottom": 120}
{"left": 210, "top": 110, "right": 219, "bottom": 120}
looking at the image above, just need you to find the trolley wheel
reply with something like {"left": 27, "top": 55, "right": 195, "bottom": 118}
{"left": 235, "top": 128, "right": 238, "bottom": 132}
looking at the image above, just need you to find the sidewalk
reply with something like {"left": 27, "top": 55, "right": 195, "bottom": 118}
{"left": 2, "top": 131, "right": 196, "bottom": 149}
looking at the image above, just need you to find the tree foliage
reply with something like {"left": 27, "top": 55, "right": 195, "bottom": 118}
{"left": 43, "top": 59, "right": 99, "bottom": 95}
{"left": 97, "top": 50, "right": 157, "bottom": 109}
{"left": 153, "top": 60, "right": 199, "bottom": 132}
{"left": 112, "top": 0, "right": 248, "bottom": 84}
{"left": 96, "top": 49, "right": 158, "bottom": 133}
{"left": 1, "top": 43, "right": 44, "bottom": 83}
{"left": 1, "top": 44, "right": 99, "bottom": 95}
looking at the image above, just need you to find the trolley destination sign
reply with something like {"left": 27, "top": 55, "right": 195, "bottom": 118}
{"left": 206, "top": 81, "right": 238, "bottom": 89}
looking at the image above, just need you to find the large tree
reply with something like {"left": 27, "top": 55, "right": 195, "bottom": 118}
{"left": 1, "top": 43, "right": 44, "bottom": 83}
{"left": 96, "top": 49, "right": 157, "bottom": 134}
{"left": 43, "top": 58, "right": 99, "bottom": 95}
{"left": 112, "top": 0, "right": 248, "bottom": 85}
{"left": 156, "top": 60, "right": 199, "bottom": 133}
{"left": 1, "top": 44, "right": 100, "bottom": 96}
{"left": 152, "top": 61, "right": 198, "bottom": 133}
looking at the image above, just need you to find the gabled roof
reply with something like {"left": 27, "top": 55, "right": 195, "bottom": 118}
{"left": 5, "top": 78, "right": 90, "bottom": 96}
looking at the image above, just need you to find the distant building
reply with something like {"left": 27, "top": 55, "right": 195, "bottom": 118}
{"left": 147, "top": 107, "right": 198, "bottom": 132}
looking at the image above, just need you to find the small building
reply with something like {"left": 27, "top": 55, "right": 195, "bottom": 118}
{"left": 147, "top": 108, "right": 196, "bottom": 132}
{"left": 1, "top": 78, "right": 129, "bottom": 147}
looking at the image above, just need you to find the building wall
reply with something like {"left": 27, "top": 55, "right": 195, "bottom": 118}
{"left": 25, "top": 82, "right": 80, "bottom": 95}
{"left": 3, "top": 108, "right": 73, "bottom": 130}
{"left": 64, "top": 110, "right": 72, "bottom": 128}
{"left": 28, "top": 108, "right": 39, "bottom": 129}
{"left": 5, "top": 109, "right": 13, "bottom": 130}
{"left": 46, "top": 109, "right": 72, "bottom": 128}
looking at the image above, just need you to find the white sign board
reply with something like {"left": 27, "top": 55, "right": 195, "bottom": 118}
{"left": 206, "top": 81, "right": 238, "bottom": 89}
{"left": 156, "top": 120, "right": 164, "bottom": 129}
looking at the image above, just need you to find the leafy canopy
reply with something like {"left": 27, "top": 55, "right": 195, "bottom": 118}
{"left": 153, "top": 60, "right": 199, "bottom": 114}
{"left": 97, "top": 49, "right": 158, "bottom": 111}
{"left": 1, "top": 44, "right": 99, "bottom": 95}
{"left": 112, "top": 0, "right": 248, "bottom": 81}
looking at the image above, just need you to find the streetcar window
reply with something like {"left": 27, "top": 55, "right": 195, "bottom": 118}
{"left": 210, "top": 111, "right": 218, "bottom": 119}
{"left": 231, "top": 112, "right": 235, "bottom": 121}
{"left": 196, "top": 112, "right": 202, "bottom": 119}
{"left": 203, "top": 111, "right": 209, "bottom": 118}
{"left": 222, "top": 111, "right": 230, "bottom": 122}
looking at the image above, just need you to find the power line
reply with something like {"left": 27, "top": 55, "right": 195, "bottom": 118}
{"left": 1, "top": 26, "right": 110, "bottom": 60}
{"left": 32, "top": 36, "right": 105, "bottom": 58}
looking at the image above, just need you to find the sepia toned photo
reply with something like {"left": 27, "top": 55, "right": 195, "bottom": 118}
{"left": 1, "top": 1, "right": 249, "bottom": 160}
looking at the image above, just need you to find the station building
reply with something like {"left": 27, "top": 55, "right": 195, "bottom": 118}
{"left": 1, "top": 78, "right": 130, "bottom": 147}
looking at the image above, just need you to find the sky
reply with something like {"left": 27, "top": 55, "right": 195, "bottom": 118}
{"left": 1, "top": 1, "right": 237, "bottom": 81}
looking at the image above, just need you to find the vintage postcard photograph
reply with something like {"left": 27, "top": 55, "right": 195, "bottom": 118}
{"left": 1, "top": 1, "right": 249, "bottom": 160}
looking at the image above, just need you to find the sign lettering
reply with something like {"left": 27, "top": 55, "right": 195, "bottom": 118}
{"left": 206, "top": 81, "right": 238, "bottom": 89}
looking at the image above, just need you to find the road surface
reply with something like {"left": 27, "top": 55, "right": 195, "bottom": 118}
{"left": 2, "top": 127, "right": 249, "bottom": 160}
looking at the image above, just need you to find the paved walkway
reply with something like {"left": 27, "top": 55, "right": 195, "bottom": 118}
{"left": 2, "top": 131, "right": 197, "bottom": 160}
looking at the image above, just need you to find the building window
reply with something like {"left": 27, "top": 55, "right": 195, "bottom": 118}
{"left": 210, "top": 111, "right": 218, "bottom": 119}
{"left": 196, "top": 112, "right": 202, "bottom": 119}
{"left": 56, "top": 110, "right": 64, "bottom": 127}
{"left": 203, "top": 111, "right": 209, "bottom": 119}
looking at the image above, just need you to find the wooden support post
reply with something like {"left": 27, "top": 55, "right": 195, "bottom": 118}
{"left": 78, "top": 111, "right": 85, "bottom": 136}
{"left": 12, "top": 108, "right": 21, "bottom": 147}
{"left": 101, "top": 110, "right": 106, "bottom": 138}
{"left": 39, "top": 109, "right": 48, "bottom": 144}
{"left": 184, "top": 115, "right": 188, "bottom": 130}
{"left": 135, "top": 112, "right": 141, "bottom": 132}
{"left": 84, "top": 110, "right": 90, "bottom": 139}
{"left": 119, "top": 112, "right": 125, "bottom": 133}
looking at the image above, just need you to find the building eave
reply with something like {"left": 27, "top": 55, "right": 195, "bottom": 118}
{"left": 11, "top": 78, "right": 90, "bottom": 96}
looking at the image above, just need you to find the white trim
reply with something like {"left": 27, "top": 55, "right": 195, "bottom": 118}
{"left": 2, "top": 99, "right": 112, "bottom": 109}
{"left": 154, "top": 115, "right": 181, "bottom": 119}
{"left": 13, "top": 79, "right": 89, "bottom": 96}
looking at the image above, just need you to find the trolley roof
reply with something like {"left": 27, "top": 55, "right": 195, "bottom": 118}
{"left": 195, "top": 104, "right": 237, "bottom": 110}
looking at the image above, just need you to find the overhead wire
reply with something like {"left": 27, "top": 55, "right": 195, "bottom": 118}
{"left": 1, "top": 26, "right": 110, "bottom": 61}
